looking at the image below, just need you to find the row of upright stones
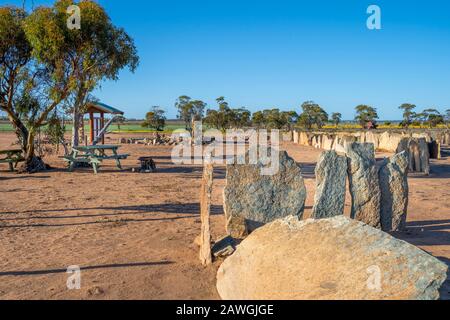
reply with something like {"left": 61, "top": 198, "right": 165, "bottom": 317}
{"left": 312, "top": 142, "right": 409, "bottom": 232}
{"left": 224, "top": 142, "right": 409, "bottom": 239}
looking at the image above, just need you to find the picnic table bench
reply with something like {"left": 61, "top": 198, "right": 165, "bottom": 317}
{"left": 62, "top": 145, "right": 129, "bottom": 174}
{"left": 0, "top": 149, "right": 25, "bottom": 172}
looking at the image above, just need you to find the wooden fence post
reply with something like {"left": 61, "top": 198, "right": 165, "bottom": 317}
{"left": 199, "top": 157, "right": 213, "bottom": 266}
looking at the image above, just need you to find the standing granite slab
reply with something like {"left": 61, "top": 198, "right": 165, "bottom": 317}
{"left": 345, "top": 142, "right": 381, "bottom": 228}
{"left": 224, "top": 149, "right": 306, "bottom": 239}
{"left": 418, "top": 138, "right": 430, "bottom": 175}
{"left": 379, "top": 151, "right": 409, "bottom": 232}
{"left": 311, "top": 151, "right": 347, "bottom": 219}
{"left": 396, "top": 137, "right": 430, "bottom": 174}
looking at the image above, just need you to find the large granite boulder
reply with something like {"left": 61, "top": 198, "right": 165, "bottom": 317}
{"left": 311, "top": 151, "right": 347, "bottom": 218}
{"left": 345, "top": 142, "right": 381, "bottom": 228}
{"left": 216, "top": 216, "right": 448, "bottom": 300}
{"left": 379, "top": 152, "right": 409, "bottom": 232}
{"left": 224, "top": 149, "right": 306, "bottom": 238}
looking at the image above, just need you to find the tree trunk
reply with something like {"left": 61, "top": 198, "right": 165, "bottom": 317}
{"left": 16, "top": 129, "right": 47, "bottom": 173}
{"left": 4, "top": 111, "right": 44, "bottom": 173}
{"left": 5, "top": 111, "right": 45, "bottom": 172}
{"left": 7, "top": 112, "right": 28, "bottom": 150}
{"left": 72, "top": 107, "right": 80, "bottom": 148}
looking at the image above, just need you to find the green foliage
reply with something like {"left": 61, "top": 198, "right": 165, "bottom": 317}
{"left": 297, "top": 101, "right": 328, "bottom": 130}
{"left": 399, "top": 103, "right": 416, "bottom": 128}
{"left": 229, "top": 108, "right": 252, "bottom": 128}
{"left": 203, "top": 97, "right": 251, "bottom": 131}
{"left": 113, "top": 115, "right": 126, "bottom": 131}
{"left": 142, "top": 106, "right": 166, "bottom": 131}
{"left": 251, "top": 111, "right": 265, "bottom": 128}
{"left": 0, "top": 7, "right": 31, "bottom": 74}
{"left": 421, "top": 109, "right": 444, "bottom": 128}
{"left": 445, "top": 109, "right": 450, "bottom": 128}
{"left": 44, "top": 111, "right": 65, "bottom": 146}
{"left": 331, "top": 112, "right": 342, "bottom": 127}
{"left": 250, "top": 109, "right": 297, "bottom": 130}
{"left": 280, "top": 111, "right": 299, "bottom": 131}
{"left": 175, "top": 95, "right": 206, "bottom": 132}
{"left": 0, "top": 1, "right": 139, "bottom": 169}
{"left": 32, "top": 0, "right": 140, "bottom": 146}
{"left": 24, "top": 0, "right": 138, "bottom": 86}
{"left": 355, "top": 105, "right": 379, "bottom": 128}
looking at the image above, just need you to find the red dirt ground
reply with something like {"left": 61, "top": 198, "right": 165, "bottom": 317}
{"left": 0, "top": 132, "right": 449, "bottom": 299}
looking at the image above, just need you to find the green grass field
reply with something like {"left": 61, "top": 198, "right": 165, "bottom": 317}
{"left": 1, "top": 121, "right": 447, "bottom": 133}
{"left": 0, "top": 122, "right": 186, "bottom": 134}
{"left": 111, "top": 123, "right": 185, "bottom": 133}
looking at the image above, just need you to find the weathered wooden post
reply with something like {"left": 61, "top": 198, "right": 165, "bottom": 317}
{"left": 199, "top": 155, "right": 213, "bottom": 266}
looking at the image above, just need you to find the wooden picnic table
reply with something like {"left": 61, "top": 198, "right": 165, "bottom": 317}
{"left": 63, "top": 144, "right": 129, "bottom": 174}
{"left": 0, "top": 149, "right": 25, "bottom": 171}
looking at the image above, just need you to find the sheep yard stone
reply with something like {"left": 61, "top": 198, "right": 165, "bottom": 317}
{"left": 223, "top": 149, "right": 306, "bottom": 238}
{"left": 379, "top": 152, "right": 409, "bottom": 232}
{"left": 396, "top": 137, "right": 431, "bottom": 174}
{"left": 311, "top": 151, "right": 347, "bottom": 219}
{"left": 345, "top": 142, "right": 381, "bottom": 228}
{"left": 418, "top": 138, "right": 430, "bottom": 175}
{"left": 216, "top": 216, "right": 448, "bottom": 300}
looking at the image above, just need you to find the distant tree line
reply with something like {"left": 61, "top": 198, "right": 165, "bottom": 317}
{"left": 143, "top": 97, "right": 449, "bottom": 132}
{"left": 399, "top": 104, "right": 448, "bottom": 128}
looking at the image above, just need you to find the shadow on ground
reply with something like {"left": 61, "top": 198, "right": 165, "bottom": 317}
{"left": 0, "top": 261, "right": 174, "bottom": 277}
{"left": 392, "top": 219, "right": 450, "bottom": 300}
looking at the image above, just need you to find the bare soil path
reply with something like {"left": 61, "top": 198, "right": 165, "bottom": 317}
{"left": 0, "top": 132, "right": 448, "bottom": 299}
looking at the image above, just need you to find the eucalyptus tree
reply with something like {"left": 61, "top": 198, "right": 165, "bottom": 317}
{"left": 331, "top": 112, "right": 342, "bottom": 127}
{"left": 298, "top": 101, "right": 328, "bottom": 130}
{"left": 422, "top": 108, "right": 443, "bottom": 128}
{"left": 0, "top": 7, "right": 32, "bottom": 161}
{"left": 0, "top": 1, "right": 138, "bottom": 172}
{"left": 142, "top": 106, "right": 166, "bottom": 131}
{"left": 0, "top": 6, "right": 71, "bottom": 172}
{"left": 251, "top": 111, "right": 265, "bottom": 129}
{"left": 355, "top": 105, "right": 379, "bottom": 129}
{"left": 54, "top": 0, "right": 139, "bottom": 147}
{"left": 175, "top": 95, "right": 206, "bottom": 133}
{"left": 203, "top": 97, "right": 251, "bottom": 131}
{"left": 248, "top": 108, "right": 296, "bottom": 130}
{"left": 399, "top": 103, "right": 416, "bottom": 128}
{"left": 445, "top": 109, "right": 450, "bottom": 128}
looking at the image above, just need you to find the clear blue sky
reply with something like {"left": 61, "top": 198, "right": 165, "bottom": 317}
{"left": 5, "top": 0, "right": 450, "bottom": 120}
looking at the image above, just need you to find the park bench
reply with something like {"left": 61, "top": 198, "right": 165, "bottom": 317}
{"left": 62, "top": 154, "right": 102, "bottom": 174}
{"left": 63, "top": 145, "right": 129, "bottom": 174}
{"left": 0, "top": 149, "right": 25, "bottom": 172}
